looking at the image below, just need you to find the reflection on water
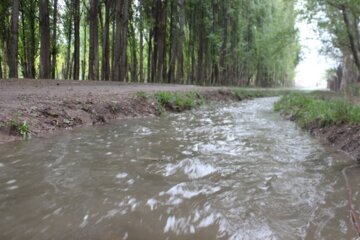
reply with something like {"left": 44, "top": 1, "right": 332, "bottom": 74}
{"left": 0, "top": 97, "right": 359, "bottom": 240}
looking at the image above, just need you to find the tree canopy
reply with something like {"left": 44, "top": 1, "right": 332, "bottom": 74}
{"left": 303, "top": 0, "right": 360, "bottom": 95}
{"left": 0, "top": 0, "right": 300, "bottom": 87}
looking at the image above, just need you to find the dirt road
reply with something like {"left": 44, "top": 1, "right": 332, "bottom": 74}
{"left": 0, "top": 79, "right": 230, "bottom": 144}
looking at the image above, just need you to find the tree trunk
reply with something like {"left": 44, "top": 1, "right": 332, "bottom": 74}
{"left": 51, "top": 0, "right": 58, "bottom": 79}
{"left": 20, "top": 7, "right": 29, "bottom": 78}
{"left": 160, "top": 2, "right": 167, "bottom": 83}
{"left": 153, "top": 0, "right": 167, "bottom": 83}
{"left": 176, "top": 0, "right": 185, "bottom": 83}
{"left": 111, "top": 15, "right": 116, "bottom": 80}
{"left": 139, "top": 0, "right": 144, "bottom": 83}
{"left": 73, "top": 0, "right": 80, "bottom": 80}
{"left": 3, "top": 41, "right": 8, "bottom": 79}
{"left": 39, "top": 0, "right": 51, "bottom": 79}
{"left": 0, "top": 55, "right": 2, "bottom": 79}
{"left": 113, "top": 0, "right": 129, "bottom": 81}
{"left": 9, "top": 0, "right": 20, "bottom": 78}
{"left": 82, "top": 23, "right": 87, "bottom": 80}
{"left": 147, "top": 30, "right": 153, "bottom": 83}
{"left": 342, "top": 54, "right": 352, "bottom": 100}
{"left": 65, "top": 15, "right": 72, "bottom": 80}
{"left": 220, "top": 1, "right": 228, "bottom": 85}
{"left": 341, "top": 6, "right": 360, "bottom": 74}
{"left": 130, "top": 21, "right": 137, "bottom": 82}
{"left": 28, "top": 0, "right": 36, "bottom": 78}
{"left": 189, "top": 6, "right": 196, "bottom": 84}
{"left": 197, "top": 8, "right": 205, "bottom": 85}
{"left": 89, "top": 0, "right": 99, "bottom": 80}
{"left": 151, "top": 10, "right": 158, "bottom": 83}
{"left": 168, "top": 0, "right": 177, "bottom": 84}
{"left": 101, "top": 0, "right": 111, "bottom": 81}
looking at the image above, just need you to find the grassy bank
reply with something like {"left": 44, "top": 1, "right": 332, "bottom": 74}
{"left": 151, "top": 88, "right": 297, "bottom": 114}
{"left": 274, "top": 93, "right": 360, "bottom": 127}
{"left": 275, "top": 92, "right": 360, "bottom": 161}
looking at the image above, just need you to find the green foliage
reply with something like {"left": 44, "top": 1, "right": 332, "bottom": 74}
{"left": 274, "top": 93, "right": 360, "bottom": 127}
{"left": 5, "top": 119, "right": 30, "bottom": 139}
{"left": 5, "top": 0, "right": 299, "bottom": 87}
{"left": 154, "top": 91, "right": 174, "bottom": 107}
{"left": 8, "top": 119, "right": 18, "bottom": 129}
{"left": 18, "top": 121, "right": 30, "bottom": 139}
{"left": 154, "top": 91, "right": 202, "bottom": 112}
{"left": 303, "top": 0, "right": 360, "bottom": 67}
{"left": 136, "top": 91, "right": 147, "bottom": 98}
{"left": 233, "top": 88, "right": 300, "bottom": 99}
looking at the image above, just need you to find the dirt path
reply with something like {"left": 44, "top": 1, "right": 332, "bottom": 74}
{"left": 2, "top": 79, "right": 360, "bottom": 163}
{"left": 0, "top": 79, "right": 232, "bottom": 144}
{"left": 0, "top": 79, "right": 214, "bottom": 106}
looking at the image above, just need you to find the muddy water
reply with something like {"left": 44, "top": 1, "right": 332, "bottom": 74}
{"left": 0, "top": 98, "right": 359, "bottom": 240}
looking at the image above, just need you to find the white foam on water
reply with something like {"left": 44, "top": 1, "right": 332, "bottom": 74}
{"left": 7, "top": 185, "right": 18, "bottom": 190}
{"left": 126, "top": 179, "right": 135, "bottom": 185}
{"left": 116, "top": 173, "right": 128, "bottom": 179}
{"left": 79, "top": 214, "right": 89, "bottom": 228}
{"left": 146, "top": 198, "right": 158, "bottom": 211}
{"left": 128, "top": 198, "right": 138, "bottom": 212}
{"left": 183, "top": 159, "right": 217, "bottom": 179}
{"left": 165, "top": 183, "right": 221, "bottom": 201}
{"left": 6, "top": 180, "right": 16, "bottom": 185}
{"left": 218, "top": 217, "right": 276, "bottom": 240}
{"left": 163, "top": 215, "right": 197, "bottom": 235}
{"left": 122, "top": 232, "right": 128, "bottom": 240}
{"left": 162, "top": 158, "right": 216, "bottom": 179}
{"left": 164, "top": 216, "right": 176, "bottom": 233}
{"left": 198, "top": 213, "right": 217, "bottom": 228}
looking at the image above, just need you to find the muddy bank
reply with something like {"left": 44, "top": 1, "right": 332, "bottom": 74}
{"left": 274, "top": 93, "right": 360, "bottom": 162}
{"left": 306, "top": 121, "right": 360, "bottom": 162}
{"left": 0, "top": 79, "right": 260, "bottom": 144}
{"left": 281, "top": 115, "right": 360, "bottom": 161}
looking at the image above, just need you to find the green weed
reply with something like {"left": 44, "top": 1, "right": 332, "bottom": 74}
{"left": 5, "top": 119, "right": 30, "bottom": 139}
{"left": 136, "top": 91, "right": 147, "bottom": 98}
{"left": 154, "top": 91, "right": 202, "bottom": 112}
{"left": 18, "top": 121, "right": 30, "bottom": 139}
{"left": 274, "top": 93, "right": 360, "bottom": 127}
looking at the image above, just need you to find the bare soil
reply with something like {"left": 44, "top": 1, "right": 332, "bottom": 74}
{"left": 0, "top": 79, "right": 235, "bottom": 144}
{"left": 2, "top": 79, "right": 360, "bottom": 162}
{"left": 307, "top": 121, "right": 360, "bottom": 162}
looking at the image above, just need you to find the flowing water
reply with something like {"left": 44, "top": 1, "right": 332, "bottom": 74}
{"left": 0, "top": 97, "right": 359, "bottom": 240}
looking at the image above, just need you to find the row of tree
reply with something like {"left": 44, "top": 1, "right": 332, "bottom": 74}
{"left": 304, "top": 0, "right": 360, "bottom": 95}
{"left": 0, "top": 0, "right": 300, "bottom": 87}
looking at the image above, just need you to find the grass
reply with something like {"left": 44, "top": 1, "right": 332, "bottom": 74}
{"left": 154, "top": 91, "right": 202, "bottom": 112}
{"left": 136, "top": 91, "right": 147, "bottom": 98}
{"left": 232, "top": 89, "right": 269, "bottom": 99}
{"left": 232, "top": 88, "right": 301, "bottom": 100}
{"left": 274, "top": 92, "right": 360, "bottom": 127}
{"left": 134, "top": 88, "right": 300, "bottom": 116}
{"left": 153, "top": 88, "right": 299, "bottom": 114}
{"left": 0, "top": 119, "right": 30, "bottom": 139}
{"left": 18, "top": 121, "right": 30, "bottom": 139}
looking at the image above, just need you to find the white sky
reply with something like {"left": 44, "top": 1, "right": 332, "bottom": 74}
{"left": 294, "top": 5, "right": 334, "bottom": 89}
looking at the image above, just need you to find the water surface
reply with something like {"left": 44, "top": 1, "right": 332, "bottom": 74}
{"left": 0, "top": 97, "right": 359, "bottom": 239}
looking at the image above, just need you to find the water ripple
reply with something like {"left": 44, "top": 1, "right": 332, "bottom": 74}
{"left": 0, "top": 97, "right": 358, "bottom": 239}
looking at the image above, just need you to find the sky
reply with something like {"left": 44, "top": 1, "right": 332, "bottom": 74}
{"left": 294, "top": 5, "right": 334, "bottom": 89}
